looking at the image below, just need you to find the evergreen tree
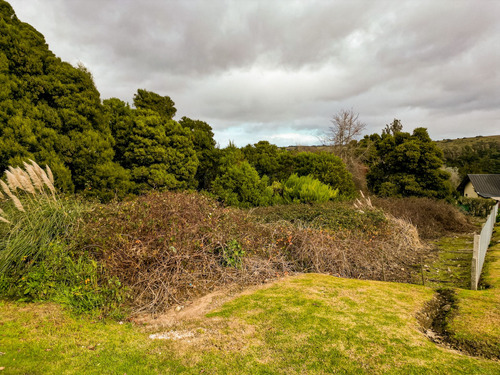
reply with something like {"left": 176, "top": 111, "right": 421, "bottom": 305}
{"left": 367, "top": 128, "right": 452, "bottom": 198}
{"left": 178, "top": 116, "right": 218, "bottom": 190}
{"left": 118, "top": 109, "right": 198, "bottom": 191}
{"left": 242, "top": 141, "right": 294, "bottom": 182}
{"left": 133, "top": 89, "right": 176, "bottom": 120}
{"left": 0, "top": 2, "right": 130, "bottom": 200}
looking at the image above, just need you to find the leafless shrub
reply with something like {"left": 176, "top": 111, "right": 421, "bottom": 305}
{"left": 322, "top": 108, "right": 366, "bottom": 152}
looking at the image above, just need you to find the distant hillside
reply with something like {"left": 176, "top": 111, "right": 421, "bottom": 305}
{"left": 436, "top": 135, "right": 500, "bottom": 177}
{"left": 287, "top": 135, "right": 500, "bottom": 154}
{"left": 286, "top": 134, "right": 500, "bottom": 179}
{"left": 435, "top": 135, "right": 500, "bottom": 152}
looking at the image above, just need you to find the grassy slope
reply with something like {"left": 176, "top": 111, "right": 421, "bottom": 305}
{"left": 447, "top": 225, "right": 500, "bottom": 356}
{"left": 435, "top": 135, "right": 500, "bottom": 151}
{"left": 426, "top": 235, "right": 475, "bottom": 289}
{"left": 1, "top": 274, "right": 499, "bottom": 374}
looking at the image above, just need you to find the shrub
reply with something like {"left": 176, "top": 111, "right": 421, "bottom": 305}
{"left": 293, "top": 152, "right": 356, "bottom": 199}
{"left": 457, "top": 197, "right": 497, "bottom": 218}
{"left": 251, "top": 200, "right": 424, "bottom": 282}
{"left": 83, "top": 191, "right": 428, "bottom": 314}
{"left": 282, "top": 174, "right": 338, "bottom": 204}
{"left": 251, "top": 200, "right": 387, "bottom": 236}
{"left": 366, "top": 128, "right": 453, "bottom": 199}
{"left": 81, "top": 191, "right": 289, "bottom": 314}
{"left": 211, "top": 161, "right": 273, "bottom": 208}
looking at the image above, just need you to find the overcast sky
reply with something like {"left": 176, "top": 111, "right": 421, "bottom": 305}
{"left": 8, "top": 0, "right": 500, "bottom": 147}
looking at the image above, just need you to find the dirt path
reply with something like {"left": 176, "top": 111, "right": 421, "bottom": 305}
{"left": 132, "top": 277, "right": 289, "bottom": 328}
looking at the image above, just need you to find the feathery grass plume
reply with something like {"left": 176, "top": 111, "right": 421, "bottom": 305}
{"left": 28, "top": 160, "right": 51, "bottom": 191}
{"left": 41, "top": 172, "right": 56, "bottom": 196}
{"left": 46, "top": 165, "right": 54, "bottom": 185}
{"left": 30, "top": 160, "right": 46, "bottom": 182}
{"left": 0, "top": 216, "right": 10, "bottom": 223}
{"left": 23, "top": 160, "right": 55, "bottom": 194}
{"left": 5, "top": 169, "right": 21, "bottom": 191}
{"left": 16, "top": 170, "right": 36, "bottom": 195}
{"left": 0, "top": 180, "right": 14, "bottom": 199}
{"left": 24, "top": 161, "right": 44, "bottom": 192}
{"left": 10, "top": 194, "right": 25, "bottom": 212}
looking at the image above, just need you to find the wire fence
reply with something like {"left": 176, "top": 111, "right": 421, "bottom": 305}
{"left": 471, "top": 202, "right": 499, "bottom": 290}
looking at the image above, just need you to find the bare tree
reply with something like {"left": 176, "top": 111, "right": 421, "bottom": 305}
{"left": 323, "top": 108, "right": 366, "bottom": 152}
{"left": 322, "top": 109, "right": 368, "bottom": 192}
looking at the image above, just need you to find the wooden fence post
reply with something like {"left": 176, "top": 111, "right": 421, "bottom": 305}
{"left": 471, "top": 234, "right": 480, "bottom": 290}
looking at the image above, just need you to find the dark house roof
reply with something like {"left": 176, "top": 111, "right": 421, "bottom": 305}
{"left": 459, "top": 174, "right": 500, "bottom": 199}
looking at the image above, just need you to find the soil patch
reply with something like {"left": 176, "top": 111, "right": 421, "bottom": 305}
{"left": 132, "top": 278, "right": 285, "bottom": 328}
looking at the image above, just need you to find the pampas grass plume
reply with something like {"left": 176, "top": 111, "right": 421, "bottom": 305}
{"left": 6, "top": 169, "right": 21, "bottom": 191}
{"left": 17, "top": 172, "right": 36, "bottom": 195}
{"left": 0, "top": 180, "right": 14, "bottom": 198}
{"left": 46, "top": 165, "right": 54, "bottom": 185}
{"left": 24, "top": 163, "right": 44, "bottom": 192}
{"left": 11, "top": 194, "right": 25, "bottom": 212}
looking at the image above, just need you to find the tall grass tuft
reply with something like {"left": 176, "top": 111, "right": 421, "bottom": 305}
{"left": 0, "top": 161, "right": 124, "bottom": 316}
{"left": 0, "top": 160, "right": 68, "bottom": 274}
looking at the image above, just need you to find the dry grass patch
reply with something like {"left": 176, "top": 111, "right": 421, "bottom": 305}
{"left": 373, "top": 197, "right": 475, "bottom": 239}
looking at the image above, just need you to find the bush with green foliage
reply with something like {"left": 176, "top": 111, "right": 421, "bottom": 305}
{"left": 133, "top": 88, "right": 177, "bottom": 120}
{"left": 292, "top": 152, "right": 356, "bottom": 199}
{"left": 242, "top": 141, "right": 294, "bottom": 182}
{"left": 211, "top": 160, "right": 273, "bottom": 208}
{"left": 104, "top": 97, "right": 199, "bottom": 192}
{"left": 457, "top": 197, "right": 497, "bottom": 218}
{"left": 281, "top": 174, "right": 338, "bottom": 204}
{"left": 179, "top": 116, "right": 218, "bottom": 190}
{"left": 251, "top": 201, "right": 387, "bottom": 235}
{"left": 0, "top": 3, "right": 130, "bottom": 201}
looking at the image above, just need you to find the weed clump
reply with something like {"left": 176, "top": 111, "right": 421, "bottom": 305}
{"left": 254, "top": 199, "right": 424, "bottom": 282}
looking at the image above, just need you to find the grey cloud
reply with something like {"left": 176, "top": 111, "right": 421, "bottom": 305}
{"left": 8, "top": 0, "right": 500, "bottom": 147}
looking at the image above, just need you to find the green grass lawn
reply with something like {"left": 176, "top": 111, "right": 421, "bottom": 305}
{"left": 1, "top": 274, "right": 499, "bottom": 374}
{"left": 425, "top": 235, "right": 475, "bottom": 289}
{"left": 447, "top": 225, "right": 500, "bottom": 357}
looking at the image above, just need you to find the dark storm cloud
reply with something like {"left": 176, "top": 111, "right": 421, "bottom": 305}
{"left": 9, "top": 0, "right": 500, "bottom": 146}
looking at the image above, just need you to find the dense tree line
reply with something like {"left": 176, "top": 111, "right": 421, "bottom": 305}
{"left": 3, "top": 1, "right": 473, "bottom": 206}
{"left": 0, "top": 1, "right": 356, "bottom": 206}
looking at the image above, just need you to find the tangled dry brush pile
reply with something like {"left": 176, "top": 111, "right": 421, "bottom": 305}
{"left": 0, "top": 163, "right": 475, "bottom": 316}
{"left": 83, "top": 191, "right": 429, "bottom": 314}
